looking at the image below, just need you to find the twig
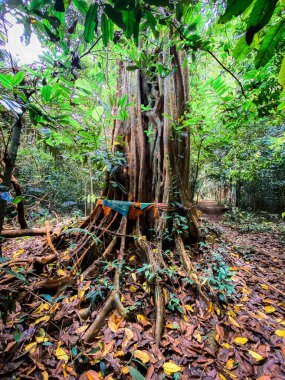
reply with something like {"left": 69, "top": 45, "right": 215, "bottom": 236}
{"left": 206, "top": 50, "right": 247, "bottom": 99}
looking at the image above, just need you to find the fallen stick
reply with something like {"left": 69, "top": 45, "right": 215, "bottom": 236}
{"left": 0, "top": 225, "right": 64, "bottom": 238}
{"left": 0, "top": 228, "right": 49, "bottom": 238}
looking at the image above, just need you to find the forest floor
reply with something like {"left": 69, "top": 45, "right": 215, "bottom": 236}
{"left": 0, "top": 204, "right": 285, "bottom": 380}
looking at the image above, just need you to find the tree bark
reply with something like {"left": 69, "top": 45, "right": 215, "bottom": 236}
{"left": 0, "top": 118, "right": 23, "bottom": 251}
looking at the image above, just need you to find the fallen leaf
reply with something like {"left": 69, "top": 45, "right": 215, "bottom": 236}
{"left": 275, "top": 329, "right": 285, "bottom": 337}
{"left": 163, "top": 362, "right": 182, "bottom": 375}
{"left": 86, "top": 370, "right": 100, "bottom": 380}
{"left": 264, "top": 306, "right": 276, "bottom": 314}
{"left": 25, "top": 341, "right": 37, "bottom": 353}
{"left": 35, "top": 315, "right": 50, "bottom": 325}
{"left": 134, "top": 350, "right": 150, "bottom": 363}
{"left": 55, "top": 342, "right": 69, "bottom": 363}
{"left": 121, "top": 367, "right": 129, "bottom": 374}
{"left": 136, "top": 314, "right": 151, "bottom": 326}
{"left": 42, "top": 371, "right": 49, "bottom": 380}
{"left": 234, "top": 337, "right": 248, "bottom": 345}
{"left": 248, "top": 350, "right": 265, "bottom": 362}
{"left": 225, "top": 358, "right": 235, "bottom": 370}
{"left": 260, "top": 284, "right": 269, "bottom": 290}
{"left": 185, "top": 304, "right": 194, "bottom": 312}
{"left": 229, "top": 316, "right": 240, "bottom": 328}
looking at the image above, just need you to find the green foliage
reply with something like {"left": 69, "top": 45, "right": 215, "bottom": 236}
{"left": 202, "top": 252, "right": 236, "bottom": 301}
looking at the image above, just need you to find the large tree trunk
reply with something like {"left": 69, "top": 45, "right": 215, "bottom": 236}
{"left": 80, "top": 45, "right": 201, "bottom": 345}
{"left": 107, "top": 45, "right": 199, "bottom": 240}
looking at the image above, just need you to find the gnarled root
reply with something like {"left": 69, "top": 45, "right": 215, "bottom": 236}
{"left": 175, "top": 234, "right": 210, "bottom": 303}
{"left": 136, "top": 236, "right": 164, "bottom": 346}
{"left": 83, "top": 217, "right": 128, "bottom": 344}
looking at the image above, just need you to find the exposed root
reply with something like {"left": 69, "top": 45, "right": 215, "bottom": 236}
{"left": 34, "top": 275, "right": 72, "bottom": 290}
{"left": 136, "top": 235, "right": 164, "bottom": 345}
{"left": 83, "top": 217, "right": 128, "bottom": 344}
{"left": 82, "top": 237, "right": 118, "bottom": 279}
{"left": 45, "top": 221, "right": 59, "bottom": 257}
{"left": 175, "top": 234, "right": 210, "bottom": 303}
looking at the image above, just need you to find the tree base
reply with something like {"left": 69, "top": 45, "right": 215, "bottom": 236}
{"left": 0, "top": 205, "right": 220, "bottom": 378}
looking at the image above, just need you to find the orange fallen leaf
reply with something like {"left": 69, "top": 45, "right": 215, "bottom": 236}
{"left": 225, "top": 358, "right": 234, "bottom": 370}
{"left": 134, "top": 350, "right": 150, "bottom": 363}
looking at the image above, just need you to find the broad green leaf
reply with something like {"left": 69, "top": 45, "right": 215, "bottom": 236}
{"left": 101, "top": 13, "right": 109, "bottom": 46}
{"left": 254, "top": 20, "right": 285, "bottom": 68}
{"left": 75, "top": 79, "right": 92, "bottom": 94}
{"left": 12, "top": 71, "right": 25, "bottom": 85}
{"left": 246, "top": 0, "right": 278, "bottom": 45}
{"left": 278, "top": 55, "right": 285, "bottom": 88}
{"left": 73, "top": 0, "right": 88, "bottom": 15}
{"left": 29, "top": 0, "right": 49, "bottom": 10}
{"left": 42, "top": 85, "right": 52, "bottom": 102}
{"left": 219, "top": 0, "right": 254, "bottom": 24}
{"left": 128, "top": 366, "right": 145, "bottom": 380}
{"left": 83, "top": 3, "right": 98, "bottom": 43}
{"left": 122, "top": 10, "right": 135, "bottom": 39}
{"left": 232, "top": 35, "right": 253, "bottom": 62}
{"left": 0, "top": 74, "right": 13, "bottom": 89}
{"left": 91, "top": 106, "right": 104, "bottom": 121}
{"left": 12, "top": 195, "right": 23, "bottom": 205}
{"left": 0, "top": 268, "right": 29, "bottom": 284}
{"left": 104, "top": 4, "right": 124, "bottom": 29}
{"left": 145, "top": 10, "right": 158, "bottom": 39}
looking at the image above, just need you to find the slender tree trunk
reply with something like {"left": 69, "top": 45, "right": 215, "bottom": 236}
{"left": 0, "top": 117, "right": 22, "bottom": 255}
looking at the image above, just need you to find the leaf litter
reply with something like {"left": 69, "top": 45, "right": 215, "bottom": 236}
{"left": 0, "top": 206, "right": 284, "bottom": 379}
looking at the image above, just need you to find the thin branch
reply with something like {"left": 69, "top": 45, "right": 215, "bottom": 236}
{"left": 80, "top": 36, "right": 102, "bottom": 59}
{"left": 206, "top": 50, "right": 247, "bottom": 99}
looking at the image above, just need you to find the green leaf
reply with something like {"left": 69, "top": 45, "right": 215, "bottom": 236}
{"left": 219, "top": 0, "right": 254, "bottom": 24}
{"left": 12, "top": 195, "right": 23, "bottom": 205}
{"left": 75, "top": 79, "right": 93, "bottom": 94}
{"left": 122, "top": 10, "right": 135, "bottom": 39}
{"left": 29, "top": 0, "right": 49, "bottom": 11}
{"left": 83, "top": 3, "right": 98, "bottom": 43}
{"left": 0, "top": 74, "right": 13, "bottom": 89}
{"left": 0, "top": 268, "right": 29, "bottom": 284}
{"left": 73, "top": 0, "right": 88, "bottom": 15}
{"left": 42, "top": 85, "right": 52, "bottom": 102}
{"left": 254, "top": 20, "right": 285, "bottom": 68}
{"left": 126, "top": 65, "right": 139, "bottom": 71}
{"left": 104, "top": 4, "right": 125, "bottom": 29}
{"left": 246, "top": 0, "right": 278, "bottom": 45}
{"left": 101, "top": 13, "right": 109, "bottom": 46}
{"left": 145, "top": 10, "right": 158, "bottom": 39}
{"left": 278, "top": 55, "right": 285, "bottom": 88}
{"left": 128, "top": 366, "right": 145, "bottom": 380}
{"left": 232, "top": 35, "right": 253, "bottom": 62}
{"left": 12, "top": 71, "right": 25, "bottom": 86}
